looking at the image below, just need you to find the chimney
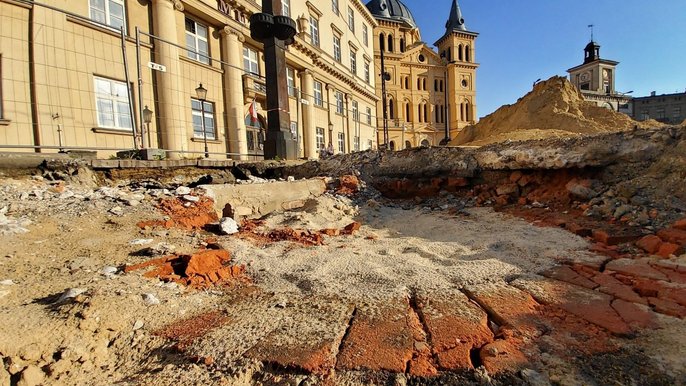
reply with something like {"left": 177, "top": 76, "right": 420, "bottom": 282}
{"left": 650, "top": 91, "right": 656, "bottom": 97}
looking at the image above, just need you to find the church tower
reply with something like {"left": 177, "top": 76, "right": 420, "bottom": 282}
{"left": 434, "top": 0, "right": 479, "bottom": 138}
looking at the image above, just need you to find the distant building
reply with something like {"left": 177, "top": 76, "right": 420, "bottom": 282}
{"left": 632, "top": 91, "right": 686, "bottom": 124}
{"left": 567, "top": 40, "right": 632, "bottom": 115}
{"left": 365, "top": 0, "right": 478, "bottom": 149}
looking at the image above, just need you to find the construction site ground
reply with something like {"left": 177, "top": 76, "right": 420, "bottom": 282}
{"left": 1, "top": 125, "right": 686, "bottom": 386}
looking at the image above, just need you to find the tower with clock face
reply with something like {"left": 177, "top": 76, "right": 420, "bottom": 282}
{"left": 567, "top": 39, "right": 631, "bottom": 113}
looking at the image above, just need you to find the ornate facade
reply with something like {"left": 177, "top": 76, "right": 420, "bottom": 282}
{"left": 0, "top": 0, "right": 378, "bottom": 159}
{"left": 365, "top": 0, "right": 478, "bottom": 149}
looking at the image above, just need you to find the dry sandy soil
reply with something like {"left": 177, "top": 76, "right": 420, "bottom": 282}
{"left": 0, "top": 169, "right": 685, "bottom": 386}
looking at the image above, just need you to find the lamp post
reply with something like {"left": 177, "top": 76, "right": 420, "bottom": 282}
{"left": 328, "top": 121, "right": 334, "bottom": 145}
{"left": 439, "top": 53, "right": 453, "bottom": 146}
{"left": 380, "top": 48, "right": 390, "bottom": 150}
{"left": 142, "top": 105, "right": 153, "bottom": 149}
{"left": 195, "top": 83, "right": 209, "bottom": 158}
{"left": 249, "top": 0, "right": 298, "bottom": 160}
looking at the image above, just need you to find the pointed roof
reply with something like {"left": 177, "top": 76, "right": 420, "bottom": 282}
{"left": 445, "top": 0, "right": 467, "bottom": 32}
{"left": 365, "top": 0, "right": 417, "bottom": 28}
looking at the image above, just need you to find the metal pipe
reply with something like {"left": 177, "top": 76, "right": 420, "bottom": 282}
{"left": 135, "top": 27, "right": 146, "bottom": 148}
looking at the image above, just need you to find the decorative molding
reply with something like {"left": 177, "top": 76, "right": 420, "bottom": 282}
{"left": 191, "top": 137, "right": 222, "bottom": 144}
{"left": 0, "top": 119, "right": 11, "bottom": 126}
{"left": 92, "top": 127, "right": 135, "bottom": 136}
{"left": 0, "top": 0, "right": 32, "bottom": 9}
{"left": 221, "top": 25, "right": 245, "bottom": 43}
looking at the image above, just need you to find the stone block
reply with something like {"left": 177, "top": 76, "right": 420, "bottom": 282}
{"left": 636, "top": 235, "right": 663, "bottom": 254}
{"left": 90, "top": 159, "right": 119, "bottom": 168}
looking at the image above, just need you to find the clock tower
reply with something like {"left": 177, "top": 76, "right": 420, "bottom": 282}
{"left": 567, "top": 39, "right": 631, "bottom": 113}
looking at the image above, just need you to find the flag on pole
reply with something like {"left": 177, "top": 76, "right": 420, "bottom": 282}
{"left": 249, "top": 99, "right": 258, "bottom": 125}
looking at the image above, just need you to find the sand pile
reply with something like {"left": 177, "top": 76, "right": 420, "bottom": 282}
{"left": 451, "top": 76, "right": 662, "bottom": 146}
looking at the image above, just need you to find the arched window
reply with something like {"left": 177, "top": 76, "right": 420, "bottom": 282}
{"left": 404, "top": 76, "right": 409, "bottom": 89}
{"left": 435, "top": 105, "right": 440, "bottom": 123}
{"left": 405, "top": 102, "right": 411, "bottom": 121}
{"left": 458, "top": 44, "right": 463, "bottom": 61}
{"left": 465, "top": 45, "right": 471, "bottom": 62}
{"left": 423, "top": 103, "right": 428, "bottom": 122}
{"left": 418, "top": 104, "right": 422, "bottom": 123}
{"left": 421, "top": 139, "right": 430, "bottom": 147}
{"left": 422, "top": 78, "right": 427, "bottom": 91}
{"left": 460, "top": 103, "right": 465, "bottom": 121}
{"left": 388, "top": 98, "right": 394, "bottom": 119}
{"left": 405, "top": 140, "right": 412, "bottom": 149}
{"left": 465, "top": 100, "right": 471, "bottom": 121}
{"left": 400, "top": 38, "right": 405, "bottom": 52}
{"left": 417, "top": 78, "right": 421, "bottom": 90}
{"left": 389, "top": 140, "right": 396, "bottom": 151}
{"left": 434, "top": 79, "right": 438, "bottom": 92}
{"left": 447, "top": 48, "right": 452, "bottom": 61}
{"left": 379, "top": 33, "right": 385, "bottom": 51}
{"left": 387, "top": 34, "right": 394, "bottom": 52}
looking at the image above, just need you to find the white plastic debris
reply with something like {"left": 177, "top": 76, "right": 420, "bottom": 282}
{"left": 142, "top": 293, "right": 160, "bottom": 306}
{"left": 175, "top": 186, "right": 192, "bottom": 196}
{"left": 219, "top": 217, "right": 240, "bottom": 235}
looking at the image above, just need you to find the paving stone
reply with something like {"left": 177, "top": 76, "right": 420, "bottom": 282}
{"left": 336, "top": 300, "right": 414, "bottom": 373}
{"left": 632, "top": 279, "right": 686, "bottom": 307}
{"left": 647, "top": 297, "right": 686, "bottom": 318}
{"left": 592, "top": 228, "right": 643, "bottom": 246}
{"left": 605, "top": 258, "right": 669, "bottom": 281}
{"left": 464, "top": 282, "right": 542, "bottom": 338}
{"left": 611, "top": 299, "right": 658, "bottom": 330}
{"left": 479, "top": 339, "right": 529, "bottom": 375}
{"left": 420, "top": 293, "right": 493, "bottom": 371}
{"left": 541, "top": 266, "right": 598, "bottom": 290}
{"left": 657, "top": 243, "right": 683, "bottom": 258}
{"left": 636, "top": 235, "right": 663, "bottom": 255}
{"left": 245, "top": 298, "right": 353, "bottom": 375}
{"left": 512, "top": 277, "right": 632, "bottom": 336}
{"left": 591, "top": 273, "right": 647, "bottom": 305}
{"left": 657, "top": 228, "right": 686, "bottom": 245}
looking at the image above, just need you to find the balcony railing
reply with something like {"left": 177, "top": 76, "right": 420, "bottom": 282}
{"left": 243, "top": 74, "right": 266, "bottom": 99}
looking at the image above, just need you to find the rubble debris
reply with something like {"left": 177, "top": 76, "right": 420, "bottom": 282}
{"left": 125, "top": 249, "right": 247, "bottom": 290}
{"left": 219, "top": 217, "right": 239, "bottom": 235}
{"left": 154, "top": 310, "right": 229, "bottom": 351}
{"left": 142, "top": 293, "right": 160, "bottom": 306}
{"left": 0, "top": 211, "right": 31, "bottom": 235}
{"left": 137, "top": 196, "right": 219, "bottom": 230}
{"left": 451, "top": 76, "right": 664, "bottom": 146}
{"left": 335, "top": 175, "right": 361, "bottom": 195}
{"left": 55, "top": 288, "right": 87, "bottom": 304}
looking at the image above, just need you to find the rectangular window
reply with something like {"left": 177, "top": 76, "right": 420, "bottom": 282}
{"left": 352, "top": 100, "right": 359, "bottom": 121}
{"left": 185, "top": 18, "right": 209, "bottom": 64}
{"left": 332, "top": 0, "right": 339, "bottom": 14}
{"left": 333, "top": 35, "right": 341, "bottom": 62}
{"left": 367, "top": 139, "right": 373, "bottom": 150}
{"left": 364, "top": 61, "right": 370, "bottom": 83}
{"left": 191, "top": 98, "right": 216, "bottom": 140}
{"left": 363, "top": 24, "right": 369, "bottom": 47}
{"left": 290, "top": 121, "right": 298, "bottom": 140}
{"left": 350, "top": 49, "right": 357, "bottom": 75}
{"left": 348, "top": 7, "right": 355, "bottom": 33}
{"left": 243, "top": 47, "right": 259, "bottom": 75}
{"left": 366, "top": 107, "right": 372, "bottom": 125}
{"left": 94, "top": 76, "right": 132, "bottom": 130}
{"left": 313, "top": 81, "right": 323, "bottom": 107}
{"left": 674, "top": 107, "right": 682, "bottom": 118}
{"left": 287, "top": 67, "right": 296, "bottom": 97}
{"left": 310, "top": 16, "right": 320, "bottom": 47}
{"left": 641, "top": 111, "right": 649, "bottom": 121}
{"left": 354, "top": 136, "right": 360, "bottom": 152}
{"left": 657, "top": 108, "right": 666, "bottom": 120}
{"left": 337, "top": 132, "right": 345, "bottom": 153}
{"left": 282, "top": 0, "right": 290, "bottom": 17}
{"left": 335, "top": 91, "right": 344, "bottom": 114}
{"left": 316, "top": 127, "right": 325, "bottom": 150}
{"left": 89, "top": 0, "right": 125, "bottom": 30}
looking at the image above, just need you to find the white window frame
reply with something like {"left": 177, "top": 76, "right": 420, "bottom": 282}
{"left": 316, "top": 127, "right": 325, "bottom": 150}
{"left": 674, "top": 107, "right": 682, "bottom": 119}
{"left": 89, "top": 0, "right": 126, "bottom": 30}
{"left": 333, "top": 35, "right": 341, "bottom": 62}
{"left": 335, "top": 91, "right": 344, "bottom": 114}
{"left": 94, "top": 76, "right": 132, "bottom": 131}
{"left": 310, "top": 16, "right": 320, "bottom": 47}
{"left": 367, "top": 139, "right": 373, "bottom": 150}
{"left": 337, "top": 132, "right": 345, "bottom": 153}
{"left": 347, "top": 7, "right": 355, "bottom": 33}
{"left": 290, "top": 121, "right": 298, "bottom": 140}
{"left": 287, "top": 67, "right": 296, "bottom": 97}
{"left": 282, "top": 0, "right": 290, "bottom": 17}
{"left": 332, "top": 0, "right": 339, "bottom": 15}
{"left": 191, "top": 98, "right": 216, "bottom": 140}
{"left": 352, "top": 100, "right": 359, "bottom": 122}
{"left": 313, "top": 81, "right": 323, "bottom": 107}
{"left": 366, "top": 106, "right": 372, "bottom": 125}
{"left": 243, "top": 47, "right": 259, "bottom": 75}
{"left": 350, "top": 49, "right": 357, "bottom": 75}
{"left": 185, "top": 17, "right": 210, "bottom": 64}
{"left": 364, "top": 61, "right": 370, "bottom": 83}
{"left": 363, "top": 24, "right": 368, "bottom": 47}
{"left": 353, "top": 136, "right": 360, "bottom": 152}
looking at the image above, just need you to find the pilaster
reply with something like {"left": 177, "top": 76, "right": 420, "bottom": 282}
{"left": 220, "top": 26, "right": 249, "bottom": 159}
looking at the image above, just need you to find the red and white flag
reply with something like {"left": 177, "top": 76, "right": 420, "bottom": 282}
{"left": 249, "top": 99, "right": 258, "bottom": 125}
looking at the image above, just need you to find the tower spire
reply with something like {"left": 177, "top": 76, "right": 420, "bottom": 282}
{"left": 588, "top": 24, "right": 594, "bottom": 42}
{"left": 445, "top": 0, "right": 466, "bottom": 32}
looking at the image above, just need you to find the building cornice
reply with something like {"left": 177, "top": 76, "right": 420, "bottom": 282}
{"left": 567, "top": 59, "right": 620, "bottom": 73}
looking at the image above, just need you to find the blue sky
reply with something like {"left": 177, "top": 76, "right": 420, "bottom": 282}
{"left": 402, "top": 0, "right": 686, "bottom": 118}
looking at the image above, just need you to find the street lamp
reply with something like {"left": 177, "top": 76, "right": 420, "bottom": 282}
{"left": 142, "top": 105, "right": 153, "bottom": 149}
{"left": 439, "top": 52, "right": 453, "bottom": 146}
{"left": 195, "top": 83, "right": 209, "bottom": 158}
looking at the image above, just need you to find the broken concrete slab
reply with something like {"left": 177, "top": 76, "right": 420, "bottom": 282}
{"left": 200, "top": 178, "right": 327, "bottom": 220}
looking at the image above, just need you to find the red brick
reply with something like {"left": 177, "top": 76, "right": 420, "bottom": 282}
{"left": 336, "top": 303, "right": 414, "bottom": 373}
{"left": 592, "top": 274, "right": 647, "bottom": 305}
{"left": 479, "top": 339, "right": 529, "bottom": 374}
{"left": 446, "top": 177, "right": 469, "bottom": 189}
{"left": 674, "top": 218, "right": 686, "bottom": 231}
{"left": 635, "top": 235, "right": 663, "bottom": 255}
{"left": 465, "top": 282, "right": 541, "bottom": 338}
{"left": 657, "top": 228, "right": 686, "bottom": 245}
{"left": 648, "top": 297, "right": 686, "bottom": 318}
{"left": 605, "top": 259, "right": 669, "bottom": 282}
{"left": 421, "top": 294, "right": 494, "bottom": 371}
{"left": 542, "top": 266, "right": 598, "bottom": 290}
{"left": 592, "top": 229, "right": 643, "bottom": 246}
{"left": 565, "top": 222, "right": 593, "bottom": 237}
{"left": 509, "top": 171, "right": 523, "bottom": 183}
{"left": 611, "top": 299, "right": 658, "bottom": 330}
{"left": 657, "top": 243, "right": 683, "bottom": 258}
{"left": 651, "top": 265, "right": 686, "bottom": 284}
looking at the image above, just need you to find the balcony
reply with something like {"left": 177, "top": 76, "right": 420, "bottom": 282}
{"left": 243, "top": 74, "right": 266, "bottom": 99}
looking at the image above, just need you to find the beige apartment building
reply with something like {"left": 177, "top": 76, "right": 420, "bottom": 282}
{"left": 0, "top": 0, "right": 378, "bottom": 159}
{"left": 365, "top": 0, "right": 478, "bottom": 150}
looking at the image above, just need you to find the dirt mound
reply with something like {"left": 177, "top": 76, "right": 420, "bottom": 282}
{"left": 125, "top": 249, "right": 247, "bottom": 289}
{"left": 451, "top": 76, "right": 663, "bottom": 146}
